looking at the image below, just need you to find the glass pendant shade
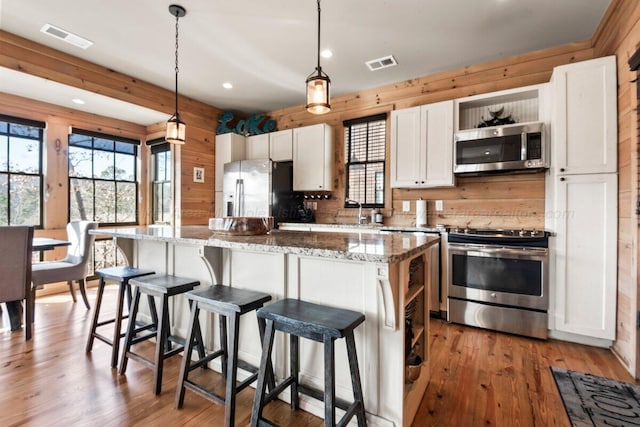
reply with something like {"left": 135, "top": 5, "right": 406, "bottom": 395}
{"left": 306, "top": 72, "right": 331, "bottom": 115}
{"left": 166, "top": 112, "right": 186, "bottom": 144}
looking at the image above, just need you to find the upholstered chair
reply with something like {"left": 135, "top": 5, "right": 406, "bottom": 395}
{"left": 31, "top": 221, "right": 98, "bottom": 312}
{"left": 0, "top": 226, "right": 34, "bottom": 339}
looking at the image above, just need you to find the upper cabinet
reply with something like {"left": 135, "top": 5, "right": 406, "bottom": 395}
{"left": 215, "top": 133, "right": 245, "bottom": 191}
{"left": 390, "top": 100, "right": 454, "bottom": 188}
{"left": 293, "top": 123, "right": 334, "bottom": 191}
{"left": 269, "top": 129, "right": 293, "bottom": 161}
{"left": 245, "top": 129, "right": 294, "bottom": 161}
{"left": 245, "top": 133, "right": 270, "bottom": 160}
{"left": 550, "top": 56, "right": 617, "bottom": 174}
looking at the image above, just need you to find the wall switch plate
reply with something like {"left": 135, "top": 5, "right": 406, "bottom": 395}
{"left": 402, "top": 200, "right": 410, "bottom": 212}
{"left": 435, "top": 200, "right": 443, "bottom": 211}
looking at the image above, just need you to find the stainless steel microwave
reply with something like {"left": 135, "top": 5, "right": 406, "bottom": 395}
{"left": 453, "top": 122, "right": 547, "bottom": 174}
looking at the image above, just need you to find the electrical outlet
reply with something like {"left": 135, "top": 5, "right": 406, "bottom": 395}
{"left": 402, "top": 200, "right": 410, "bottom": 212}
{"left": 435, "top": 200, "right": 443, "bottom": 211}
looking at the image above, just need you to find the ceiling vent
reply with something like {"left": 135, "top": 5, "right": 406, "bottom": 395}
{"left": 40, "top": 24, "right": 93, "bottom": 49}
{"left": 365, "top": 55, "right": 398, "bottom": 71}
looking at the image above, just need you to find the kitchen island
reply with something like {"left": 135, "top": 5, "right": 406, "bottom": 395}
{"left": 93, "top": 226, "right": 439, "bottom": 427}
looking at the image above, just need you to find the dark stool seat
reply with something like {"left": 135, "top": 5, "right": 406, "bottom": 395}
{"left": 119, "top": 274, "right": 204, "bottom": 395}
{"left": 251, "top": 298, "right": 367, "bottom": 427}
{"left": 175, "top": 285, "right": 272, "bottom": 427}
{"left": 86, "top": 266, "right": 155, "bottom": 368}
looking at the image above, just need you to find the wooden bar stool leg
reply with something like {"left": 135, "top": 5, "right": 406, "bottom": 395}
{"left": 175, "top": 301, "right": 200, "bottom": 409}
{"left": 147, "top": 294, "right": 159, "bottom": 326}
{"left": 290, "top": 334, "right": 299, "bottom": 410}
{"left": 110, "top": 278, "right": 128, "bottom": 368}
{"left": 153, "top": 295, "right": 169, "bottom": 395}
{"left": 323, "top": 334, "right": 336, "bottom": 427}
{"left": 219, "top": 314, "right": 228, "bottom": 379}
{"left": 224, "top": 313, "right": 240, "bottom": 427}
{"left": 190, "top": 300, "right": 207, "bottom": 362}
{"left": 86, "top": 277, "right": 106, "bottom": 353}
{"left": 345, "top": 332, "right": 367, "bottom": 427}
{"left": 257, "top": 316, "right": 275, "bottom": 392}
{"left": 119, "top": 287, "right": 142, "bottom": 374}
{"left": 251, "top": 319, "right": 276, "bottom": 427}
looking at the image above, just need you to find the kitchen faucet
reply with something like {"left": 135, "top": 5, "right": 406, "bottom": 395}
{"left": 345, "top": 198, "right": 367, "bottom": 224}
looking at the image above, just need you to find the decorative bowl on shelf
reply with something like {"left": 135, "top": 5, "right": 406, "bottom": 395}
{"left": 208, "top": 217, "right": 274, "bottom": 236}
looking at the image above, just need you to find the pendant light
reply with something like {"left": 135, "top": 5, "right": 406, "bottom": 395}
{"left": 305, "top": 0, "right": 330, "bottom": 115}
{"left": 166, "top": 4, "right": 187, "bottom": 144}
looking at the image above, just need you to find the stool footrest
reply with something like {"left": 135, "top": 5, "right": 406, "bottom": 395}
{"left": 264, "top": 376, "right": 296, "bottom": 405}
{"left": 130, "top": 331, "right": 156, "bottom": 345}
{"left": 96, "top": 318, "right": 116, "bottom": 327}
{"left": 93, "top": 332, "right": 123, "bottom": 346}
{"left": 183, "top": 380, "right": 226, "bottom": 405}
{"left": 297, "top": 384, "right": 352, "bottom": 412}
{"left": 187, "top": 349, "right": 225, "bottom": 372}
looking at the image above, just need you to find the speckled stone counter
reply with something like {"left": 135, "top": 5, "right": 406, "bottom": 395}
{"left": 93, "top": 225, "right": 439, "bottom": 263}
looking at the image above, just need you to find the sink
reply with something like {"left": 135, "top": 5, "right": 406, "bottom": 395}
{"left": 208, "top": 217, "right": 274, "bottom": 236}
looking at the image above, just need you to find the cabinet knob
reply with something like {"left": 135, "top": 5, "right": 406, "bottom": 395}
{"left": 560, "top": 177, "right": 566, "bottom": 181}
{"left": 560, "top": 168, "right": 565, "bottom": 172}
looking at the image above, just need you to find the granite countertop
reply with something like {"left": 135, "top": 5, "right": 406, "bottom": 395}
{"left": 93, "top": 225, "right": 440, "bottom": 264}
{"left": 278, "top": 222, "right": 445, "bottom": 233}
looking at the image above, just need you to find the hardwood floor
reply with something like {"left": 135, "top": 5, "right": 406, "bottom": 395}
{"left": 1, "top": 286, "right": 635, "bottom": 426}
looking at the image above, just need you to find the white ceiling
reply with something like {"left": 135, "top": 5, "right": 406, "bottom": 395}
{"left": 0, "top": 0, "right": 611, "bottom": 125}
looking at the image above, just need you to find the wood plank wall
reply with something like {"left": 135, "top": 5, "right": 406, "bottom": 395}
{"left": 268, "top": 42, "right": 595, "bottom": 229}
{"left": 0, "top": 30, "right": 221, "bottom": 226}
{"left": 591, "top": 0, "right": 640, "bottom": 378}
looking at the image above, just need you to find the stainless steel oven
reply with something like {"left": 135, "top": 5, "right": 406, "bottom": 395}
{"left": 447, "top": 229, "right": 549, "bottom": 339}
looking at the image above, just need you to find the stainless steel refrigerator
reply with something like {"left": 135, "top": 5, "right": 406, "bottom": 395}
{"left": 223, "top": 159, "right": 309, "bottom": 224}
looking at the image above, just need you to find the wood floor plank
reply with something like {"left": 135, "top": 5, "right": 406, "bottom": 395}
{"left": 1, "top": 288, "right": 637, "bottom": 426}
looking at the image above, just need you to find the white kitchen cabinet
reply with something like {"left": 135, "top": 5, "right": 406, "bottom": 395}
{"left": 551, "top": 56, "right": 617, "bottom": 174}
{"left": 293, "top": 123, "right": 333, "bottom": 191}
{"left": 551, "top": 173, "right": 617, "bottom": 341}
{"left": 269, "top": 129, "right": 293, "bottom": 161}
{"left": 215, "top": 133, "right": 245, "bottom": 191}
{"left": 390, "top": 100, "right": 454, "bottom": 188}
{"left": 245, "top": 134, "right": 269, "bottom": 160}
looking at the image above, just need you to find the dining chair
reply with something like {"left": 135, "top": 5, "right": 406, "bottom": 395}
{"left": 31, "top": 221, "right": 98, "bottom": 312}
{"left": 0, "top": 226, "right": 34, "bottom": 339}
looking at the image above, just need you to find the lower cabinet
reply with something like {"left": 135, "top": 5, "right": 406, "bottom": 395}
{"left": 549, "top": 173, "right": 617, "bottom": 341}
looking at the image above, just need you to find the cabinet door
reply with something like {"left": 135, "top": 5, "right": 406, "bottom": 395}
{"left": 553, "top": 173, "right": 617, "bottom": 340}
{"left": 293, "top": 124, "right": 333, "bottom": 191}
{"left": 215, "top": 133, "right": 245, "bottom": 191}
{"left": 422, "top": 100, "right": 454, "bottom": 187}
{"left": 390, "top": 107, "right": 425, "bottom": 188}
{"left": 269, "top": 129, "right": 293, "bottom": 161}
{"left": 245, "top": 134, "right": 270, "bottom": 160}
{"left": 551, "top": 56, "right": 617, "bottom": 174}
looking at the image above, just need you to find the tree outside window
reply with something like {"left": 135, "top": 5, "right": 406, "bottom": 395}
{"left": 68, "top": 130, "right": 138, "bottom": 225}
{"left": 0, "top": 115, "right": 44, "bottom": 227}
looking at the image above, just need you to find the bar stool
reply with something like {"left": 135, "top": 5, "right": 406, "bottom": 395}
{"left": 251, "top": 299, "right": 367, "bottom": 427}
{"left": 119, "top": 274, "right": 205, "bottom": 395}
{"left": 175, "top": 285, "right": 272, "bottom": 427}
{"left": 86, "top": 266, "right": 155, "bottom": 368}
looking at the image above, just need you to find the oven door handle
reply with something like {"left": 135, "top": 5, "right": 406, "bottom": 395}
{"left": 449, "top": 244, "right": 548, "bottom": 257}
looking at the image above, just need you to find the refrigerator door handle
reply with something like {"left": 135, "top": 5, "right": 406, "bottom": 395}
{"left": 234, "top": 178, "right": 244, "bottom": 216}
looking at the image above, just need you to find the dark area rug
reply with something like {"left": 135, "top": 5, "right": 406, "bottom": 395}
{"left": 551, "top": 366, "right": 640, "bottom": 426}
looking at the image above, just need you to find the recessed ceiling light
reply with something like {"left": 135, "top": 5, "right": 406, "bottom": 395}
{"left": 222, "top": 82, "right": 233, "bottom": 89}
{"left": 40, "top": 24, "right": 93, "bottom": 49}
{"left": 321, "top": 49, "right": 333, "bottom": 59}
{"left": 72, "top": 98, "right": 85, "bottom": 105}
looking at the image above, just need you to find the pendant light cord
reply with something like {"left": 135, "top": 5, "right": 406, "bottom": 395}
{"left": 174, "top": 11, "right": 180, "bottom": 114}
{"left": 316, "top": 0, "right": 321, "bottom": 72}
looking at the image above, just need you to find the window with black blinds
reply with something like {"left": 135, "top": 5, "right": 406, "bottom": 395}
{"left": 344, "top": 113, "right": 386, "bottom": 208}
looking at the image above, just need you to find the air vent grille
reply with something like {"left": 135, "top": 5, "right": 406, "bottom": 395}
{"left": 40, "top": 24, "right": 93, "bottom": 49}
{"left": 365, "top": 55, "right": 398, "bottom": 71}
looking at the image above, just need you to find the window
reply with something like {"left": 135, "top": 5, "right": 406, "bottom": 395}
{"left": 150, "top": 142, "right": 172, "bottom": 224}
{"left": 68, "top": 129, "right": 139, "bottom": 225}
{"left": 344, "top": 113, "right": 387, "bottom": 208}
{"left": 0, "top": 114, "right": 44, "bottom": 227}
